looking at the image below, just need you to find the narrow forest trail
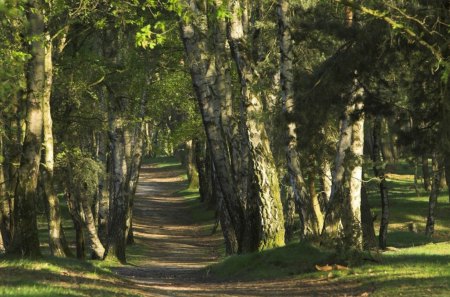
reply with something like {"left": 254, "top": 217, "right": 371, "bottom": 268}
{"left": 115, "top": 162, "right": 366, "bottom": 297}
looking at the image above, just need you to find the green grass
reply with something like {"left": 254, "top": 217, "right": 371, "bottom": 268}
{"left": 206, "top": 159, "right": 450, "bottom": 296}
{"left": 339, "top": 242, "right": 450, "bottom": 296}
{"left": 0, "top": 256, "right": 138, "bottom": 297}
{"left": 209, "top": 241, "right": 334, "bottom": 280}
{"left": 365, "top": 160, "right": 450, "bottom": 245}
{"left": 148, "top": 156, "right": 181, "bottom": 168}
{"left": 4, "top": 157, "right": 449, "bottom": 296}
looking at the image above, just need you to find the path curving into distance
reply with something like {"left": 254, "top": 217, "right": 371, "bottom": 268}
{"left": 115, "top": 162, "right": 365, "bottom": 297}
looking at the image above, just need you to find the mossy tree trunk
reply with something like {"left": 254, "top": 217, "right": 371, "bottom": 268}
{"left": 180, "top": 0, "right": 245, "bottom": 253}
{"left": 41, "top": 31, "right": 70, "bottom": 257}
{"left": 8, "top": 0, "right": 45, "bottom": 257}
{"left": 228, "top": 0, "right": 285, "bottom": 250}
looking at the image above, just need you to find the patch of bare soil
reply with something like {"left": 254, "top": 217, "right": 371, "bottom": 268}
{"left": 116, "top": 163, "right": 368, "bottom": 297}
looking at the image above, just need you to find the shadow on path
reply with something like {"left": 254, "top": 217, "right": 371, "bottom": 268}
{"left": 115, "top": 163, "right": 364, "bottom": 297}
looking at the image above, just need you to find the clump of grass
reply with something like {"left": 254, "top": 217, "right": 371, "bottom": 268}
{"left": 208, "top": 242, "right": 334, "bottom": 281}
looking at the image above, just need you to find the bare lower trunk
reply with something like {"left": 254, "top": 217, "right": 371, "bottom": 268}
{"left": 322, "top": 104, "right": 354, "bottom": 236}
{"left": 361, "top": 184, "right": 376, "bottom": 249}
{"left": 79, "top": 189, "right": 105, "bottom": 259}
{"left": 278, "top": 0, "right": 321, "bottom": 236}
{"left": 186, "top": 140, "right": 199, "bottom": 189}
{"left": 372, "top": 115, "right": 389, "bottom": 249}
{"left": 425, "top": 153, "right": 441, "bottom": 236}
{"left": 215, "top": 170, "right": 238, "bottom": 255}
{"left": 343, "top": 99, "right": 364, "bottom": 250}
{"left": 41, "top": 32, "right": 69, "bottom": 257}
{"left": 445, "top": 156, "right": 450, "bottom": 203}
{"left": 180, "top": 2, "right": 246, "bottom": 252}
{"left": 107, "top": 114, "right": 129, "bottom": 263}
{"left": 126, "top": 123, "right": 144, "bottom": 244}
{"left": 8, "top": 0, "right": 45, "bottom": 257}
{"left": 0, "top": 136, "right": 12, "bottom": 249}
{"left": 281, "top": 174, "right": 297, "bottom": 242}
{"left": 320, "top": 160, "right": 332, "bottom": 207}
{"left": 422, "top": 155, "right": 431, "bottom": 192}
{"left": 228, "top": 0, "right": 285, "bottom": 250}
{"left": 66, "top": 192, "right": 85, "bottom": 259}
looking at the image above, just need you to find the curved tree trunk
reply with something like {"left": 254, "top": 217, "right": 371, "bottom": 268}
{"left": 180, "top": 1, "right": 245, "bottom": 252}
{"left": 8, "top": 0, "right": 45, "bottom": 257}
{"left": 79, "top": 189, "right": 105, "bottom": 259}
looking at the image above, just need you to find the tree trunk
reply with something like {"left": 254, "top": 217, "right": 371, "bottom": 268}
{"left": 278, "top": 0, "right": 322, "bottom": 236}
{"left": 322, "top": 104, "right": 353, "bottom": 236}
{"left": 228, "top": 0, "right": 285, "bottom": 250}
{"left": 425, "top": 153, "right": 441, "bottom": 236}
{"left": 107, "top": 112, "right": 129, "bottom": 263}
{"left": 186, "top": 140, "right": 199, "bottom": 189}
{"left": 281, "top": 174, "right": 297, "bottom": 242}
{"left": 422, "top": 155, "right": 431, "bottom": 192}
{"left": 41, "top": 31, "right": 69, "bottom": 257}
{"left": 8, "top": 0, "right": 45, "bottom": 257}
{"left": 361, "top": 184, "right": 376, "bottom": 249}
{"left": 343, "top": 98, "right": 364, "bottom": 250}
{"left": 445, "top": 156, "right": 450, "bottom": 203}
{"left": 0, "top": 136, "right": 12, "bottom": 249}
{"left": 214, "top": 169, "right": 239, "bottom": 255}
{"left": 79, "top": 188, "right": 105, "bottom": 259}
{"left": 126, "top": 123, "right": 144, "bottom": 245}
{"left": 320, "top": 160, "right": 332, "bottom": 207}
{"left": 180, "top": 1, "right": 246, "bottom": 253}
{"left": 195, "top": 140, "right": 208, "bottom": 203}
{"left": 372, "top": 115, "right": 389, "bottom": 249}
{"left": 66, "top": 192, "right": 85, "bottom": 259}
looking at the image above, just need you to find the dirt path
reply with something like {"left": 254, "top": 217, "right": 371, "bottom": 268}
{"left": 115, "top": 163, "right": 367, "bottom": 297}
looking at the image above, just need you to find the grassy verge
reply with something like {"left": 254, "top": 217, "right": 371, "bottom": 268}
{"left": 206, "top": 160, "right": 450, "bottom": 296}
{"left": 0, "top": 256, "right": 138, "bottom": 297}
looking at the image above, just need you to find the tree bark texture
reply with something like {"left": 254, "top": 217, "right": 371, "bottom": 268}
{"left": 322, "top": 104, "right": 353, "bottom": 237}
{"left": 361, "top": 184, "right": 376, "bottom": 249}
{"left": 343, "top": 99, "right": 364, "bottom": 250}
{"left": 41, "top": 31, "right": 69, "bottom": 257}
{"left": 8, "top": 0, "right": 45, "bottom": 257}
{"left": 180, "top": 0, "right": 245, "bottom": 252}
{"left": 278, "top": 0, "right": 322, "bottom": 236}
{"left": 228, "top": 0, "right": 285, "bottom": 250}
